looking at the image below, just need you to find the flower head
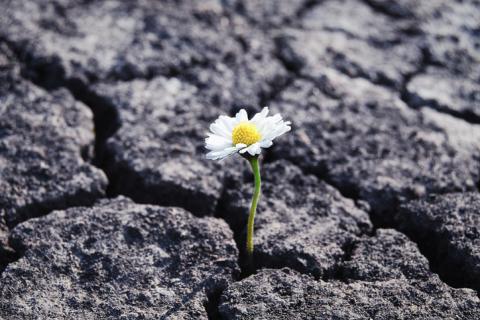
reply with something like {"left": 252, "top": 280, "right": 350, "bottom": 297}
{"left": 205, "top": 107, "right": 291, "bottom": 160}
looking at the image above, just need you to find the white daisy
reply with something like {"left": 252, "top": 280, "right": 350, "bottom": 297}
{"left": 205, "top": 107, "right": 291, "bottom": 160}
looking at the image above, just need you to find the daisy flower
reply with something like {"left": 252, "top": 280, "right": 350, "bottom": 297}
{"left": 205, "top": 107, "right": 291, "bottom": 263}
{"left": 205, "top": 107, "right": 291, "bottom": 160}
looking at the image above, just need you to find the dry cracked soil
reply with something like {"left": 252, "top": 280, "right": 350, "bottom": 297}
{"left": 0, "top": 0, "right": 479, "bottom": 319}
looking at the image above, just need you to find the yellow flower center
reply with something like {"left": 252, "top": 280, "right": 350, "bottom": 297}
{"left": 232, "top": 122, "right": 261, "bottom": 146}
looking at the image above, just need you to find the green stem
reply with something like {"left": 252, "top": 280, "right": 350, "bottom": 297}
{"left": 247, "top": 156, "right": 261, "bottom": 259}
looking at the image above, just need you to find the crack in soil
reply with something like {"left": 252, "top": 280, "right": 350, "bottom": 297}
{"left": 295, "top": 161, "right": 479, "bottom": 291}
{"left": 204, "top": 287, "right": 224, "bottom": 320}
{"left": 361, "top": 0, "right": 412, "bottom": 19}
{"left": 295, "top": 0, "right": 322, "bottom": 21}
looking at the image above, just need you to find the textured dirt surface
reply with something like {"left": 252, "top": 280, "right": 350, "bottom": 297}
{"left": 270, "top": 73, "right": 480, "bottom": 226}
{"left": 398, "top": 193, "right": 480, "bottom": 291}
{"left": 0, "top": 44, "right": 107, "bottom": 266}
{"left": 219, "top": 268, "right": 479, "bottom": 319}
{"left": 90, "top": 77, "right": 239, "bottom": 216}
{"left": 0, "top": 197, "right": 238, "bottom": 319}
{"left": 219, "top": 230, "right": 480, "bottom": 319}
{"left": 1, "top": 0, "right": 479, "bottom": 318}
{"left": 221, "top": 160, "right": 372, "bottom": 277}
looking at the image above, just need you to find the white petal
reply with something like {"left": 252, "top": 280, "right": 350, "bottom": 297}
{"left": 210, "top": 121, "right": 231, "bottom": 138}
{"left": 250, "top": 107, "right": 269, "bottom": 125}
{"left": 239, "top": 143, "right": 262, "bottom": 156}
{"left": 206, "top": 150, "right": 228, "bottom": 160}
{"left": 259, "top": 140, "right": 273, "bottom": 148}
{"left": 235, "top": 109, "right": 249, "bottom": 123}
{"left": 239, "top": 147, "right": 248, "bottom": 154}
{"left": 255, "top": 119, "right": 269, "bottom": 136}
{"left": 250, "top": 143, "right": 262, "bottom": 155}
{"left": 261, "top": 118, "right": 291, "bottom": 141}
{"left": 206, "top": 144, "right": 245, "bottom": 160}
{"left": 206, "top": 148, "right": 235, "bottom": 160}
{"left": 205, "top": 134, "right": 232, "bottom": 151}
{"left": 220, "top": 115, "right": 236, "bottom": 132}
{"left": 256, "top": 112, "right": 279, "bottom": 135}
{"left": 235, "top": 143, "right": 247, "bottom": 149}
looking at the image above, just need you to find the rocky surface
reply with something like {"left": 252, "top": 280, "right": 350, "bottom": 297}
{"left": 0, "top": 0, "right": 480, "bottom": 317}
{"left": 223, "top": 0, "right": 308, "bottom": 28}
{"left": 362, "top": 0, "right": 457, "bottom": 22}
{"left": 418, "top": 0, "right": 480, "bottom": 82}
{"left": 406, "top": 66, "right": 480, "bottom": 121}
{"left": 276, "top": 28, "right": 421, "bottom": 89}
{"left": 1, "top": 0, "right": 287, "bottom": 109}
{"left": 352, "top": 1, "right": 480, "bottom": 81}
{"left": 0, "top": 45, "right": 107, "bottom": 264}
{"left": 366, "top": 0, "right": 480, "bottom": 121}
{"left": 219, "top": 268, "right": 480, "bottom": 319}
{"left": 341, "top": 229, "right": 432, "bottom": 282}
{"left": 221, "top": 160, "right": 372, "bottom": 277}
{"left": 90, "top": 77, "right": 246, "bottom": 216}
{"left": 0, "top": 70, "right": 107, "bottom": 227}
{"left": 270, "top": 72, "right": 480, "bottom": 226}
{"left": 398, "top": 193, "right": 480, "bottom": 291}
{"left": 0, "top": 197, "right": 239, "bottom": 319}
{"left": 275, "top": 0, "right": 423, "bottom": 89}
{"left": 1, "top": 0, "right": 233, "bottom": 82}
{"left": 219, "top": 230, "right": 480, "bottom": 319}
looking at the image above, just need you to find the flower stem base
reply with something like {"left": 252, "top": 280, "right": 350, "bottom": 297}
{"left": 246, "top": 156, "right": 261, "bottom": 261}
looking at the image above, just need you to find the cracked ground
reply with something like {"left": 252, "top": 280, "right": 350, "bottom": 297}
{"left": 0, "top": 0, "right": 479, "bottom": 319}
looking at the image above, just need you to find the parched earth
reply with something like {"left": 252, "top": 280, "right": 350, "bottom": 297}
{"left": 0, "top": 0, "right": 479, "bottom": 319}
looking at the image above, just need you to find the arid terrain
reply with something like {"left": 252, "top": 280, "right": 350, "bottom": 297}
{"left": 0, "top": 0, "right": 479, "bottom": 319}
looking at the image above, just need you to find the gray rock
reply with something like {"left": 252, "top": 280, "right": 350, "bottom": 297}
{"left": 362, "top": 0, "right": 463, "bottom": 20}
{"left": 0, "top": 0, "right": 229, "bottom": 82}
{"left": 222, "top": 160, "right": 372, "bottom": 277}
{"left": 277, "top": 25, "right": 422, "bottom": 88}
{"left": 342, "top": 229, "right": 431, "bottom": 281}
{"left": 0, "top": 0, "right": 287, "bottom": 108}
{"left": 181, "top": 25, "right": 288, "bottom": 109}
{"left": 0, "top": 196, "right": 239, "bottom": 319}
{"left": 269, "top": 72, "right": 480, "bottom": 225}
{"left": 301, "top": 0, "right": 415, "bottom": 43}
{"left": 0, "top": 43, "right": 17, "bottom": 264}
{"left": 0, "top": 61, "right": 107, "bottom": 228}
{"left": 420, "top": 1, "right": 480, "bottom": 81}
{"left": 278, "top": 0, "right": 480, "bottom": 88}
{"left": 223, "top": 0, "right": 308, "bottom": 27}
{"left": 91, "top": 77, "right": 247, "bottom": 216}
{"left": 0, "top": 221, "right": 12, "bottom": 271}
{"left": 398, "top": 193, "right": 480, "bottom": 291}
{"left": 0, "top": 42, "right": 16, "bottom": 71}
{"left": 219, "top": 268, "right": 480, "bottom": 320}
{"left": 406, "top": 66, "right": 480, "bottom": 120}
{"left": 362, "top": 0, "right": 480, "bottom": 80}
{"left": 219, "top": 229, "right": 480, "bottom": 319}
